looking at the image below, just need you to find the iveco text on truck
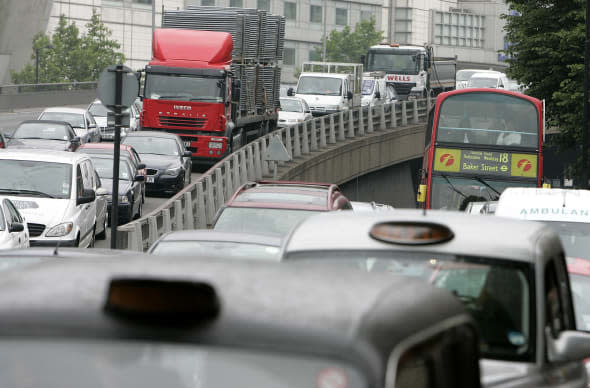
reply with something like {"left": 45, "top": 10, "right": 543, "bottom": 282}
{"left": 140, "top": 7, "right": 285, "bottom": 164}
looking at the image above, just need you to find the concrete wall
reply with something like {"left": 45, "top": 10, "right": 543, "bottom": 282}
{"left": 0, "top": 88, "right": 97, "bottom": 112}
{"left": 278, "top": 122, "right": 426, "bottom": 187}
{"left": 339, "top": 158, "right": 422, "bottom": 208}
{"left": 0, "top": 0, "right": 53, "bottom": 84}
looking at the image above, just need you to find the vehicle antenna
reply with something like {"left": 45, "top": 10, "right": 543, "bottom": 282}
{"left": 562, "top": 189, "right": 567, "bottom": 208}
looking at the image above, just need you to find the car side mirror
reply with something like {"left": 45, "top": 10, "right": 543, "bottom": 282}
{"left": 183, "top": 150, "right": 193, "bottom": 157}
{"left": 77, "top": 188, "right": 96, "bottom": 206}
{"left": 546, "top": 328, "right": 590, "bottom": 362}
{"left": 96, "top": 187, "right": 109, "bottom": 196}
{"left": 347, "top": 91, "right": 353, "bottom": 100}
{"left": 72, "top": 136, "right": 81, "bottom": 143}
{"left": 375, "top": 91, "right": 381, "bottom": 99}
{"left": 137, "top": 163, "right": 146, "bottom": 169}
{"left": 9, "top": 222, "right": 24, "bottom": 233}
{"left": 232, "top": 79, "right": 241, "bottom": 102}
{"left": 134, "top": 174, "right": 145, "bottom": 182}
{"left": 287, "top": 88, "right": 294, "bottom": 97}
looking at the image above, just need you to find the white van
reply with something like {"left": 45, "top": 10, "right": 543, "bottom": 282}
{"left": 467, "top": 71, "right": 510, "bottom": 89}
{"left": 361, "top": 72, "right": 398, "bottom": 107}
{"left": 0, "top": 150, "right": 105, "bottom": 248}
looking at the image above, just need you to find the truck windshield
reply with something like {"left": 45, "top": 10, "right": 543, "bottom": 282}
{"left": 469, "top": 77, "right": 498, "bottom": 88}
{"left": 145, "top": 73, "right": 223, "bottom": 102}
{"left": 367, "top": 51, "right": 420, "bottom": 75}
{"left": 430, "top": 175, "right": 536, "bottom": 210}
{"left": 297, "top": 77, "right": 342, "bottom": 96}
{"left": 285, "top": 251, "right": 534, "bottom": 362}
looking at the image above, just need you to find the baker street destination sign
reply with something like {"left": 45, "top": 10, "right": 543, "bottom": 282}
{"left": 433, "top": 148, "right": 537, "bottom": 178}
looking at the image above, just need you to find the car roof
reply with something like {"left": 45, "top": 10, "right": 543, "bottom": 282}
{"left": 283, "top": 209, "right": 559, "bottom": 263}
{"left": 228, "top": 181, "right": 334, "bottom": 210}
{"left": 156, "top": 230, "right": 283, "bottom": 246}
{"left": 124, "top": 131, "right": 180, "bottom": 140}
{"left": 78, "top": 143, "right": 134, "bottom": 151}
{"left": 18, "top": 119, "right": 73, "bottom": 129}
{"left": 0, "top": 255, "right": 471, "bottom": 385}
{"left": 470, "top": 72, "right": 503, "bottom": 79}
{"left": 0, "top": 149, "right": 89, "bottom": 164}
{"left": 280, "top": 97, "right": 304, "bottom": 103}
{"left": 41, "top": 107, "right": 87, "bottom": 114}
{"left": 299, "top": 73, "right": 349, "bottom": 79}
{"left": 496, "top": 187, "right": 590, "bottom": 223}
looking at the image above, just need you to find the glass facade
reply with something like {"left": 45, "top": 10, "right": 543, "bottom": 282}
{"left": 434, "top": 10, "right": 485, "bottom": 48}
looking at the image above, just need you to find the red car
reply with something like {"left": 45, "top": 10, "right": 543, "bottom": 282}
{"left": 212, "top": 180, "right": 352, "bottom": 236}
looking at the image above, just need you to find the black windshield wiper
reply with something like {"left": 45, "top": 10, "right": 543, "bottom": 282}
{"left": 0, "top": 189, "right": 56, "bottom": 198}
{"left": 473, "top": 176, "right": 501, "bottom": 200}
{"left": 440, "top": 174, "right": 468, "bottom": 199}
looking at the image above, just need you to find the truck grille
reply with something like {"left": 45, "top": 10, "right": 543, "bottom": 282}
{"left": 159, "top": 116, "right": 207, "bottom": 129}
{"left": 391, "top": 82, "right": 417, "bottom": 96}
{"left": 27, "top": 223, "right": 46, "bottom": 237}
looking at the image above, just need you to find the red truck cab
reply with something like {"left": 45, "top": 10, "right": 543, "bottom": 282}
{"left": 141, "top": 29, "right": 234, "bottom": 162}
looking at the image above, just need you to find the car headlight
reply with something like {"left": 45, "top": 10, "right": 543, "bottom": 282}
{"left": 163, "top": 166, "right": 182, "bottom": 176}
{"left": 45, "top": 222, "right": 73, "bottom": 237}
{"left": 119, "top": 195, "right": 129, "bottom": 204}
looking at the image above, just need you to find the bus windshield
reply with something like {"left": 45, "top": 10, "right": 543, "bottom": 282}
{"left": 436, "top": 93, "right": 539, "bottom": 148}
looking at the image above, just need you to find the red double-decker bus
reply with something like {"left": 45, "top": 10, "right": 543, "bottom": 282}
{"left": 418, "top": 88, "right": 544, "bottom": 210}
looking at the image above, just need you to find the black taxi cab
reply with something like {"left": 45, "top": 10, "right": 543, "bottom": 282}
{"left": 0, "top": 254, "right": 480, "bottom": 388}
{"left": 281, "top": 210, "right": 590, "bottom": 387}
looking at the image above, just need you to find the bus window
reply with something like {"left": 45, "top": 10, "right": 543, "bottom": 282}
{"left": 436, "top": 93, "right": 539, "bottom": 148}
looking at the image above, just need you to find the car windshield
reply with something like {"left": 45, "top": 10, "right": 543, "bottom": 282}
{"left": 151, "top": 241, "right": 281, "bottom": 261}
{"left": 543, "top": 222, "right": 590, "bottom": 260}
{"left": 88, "top": 102, "right": 109, "bottom": 117}
{"left": 39, "top": 112, "right": 85, "bottom": 128}
{"left": 91, "top": 157, "right": 132, "bottom": 181}
{"left": 145, "top": 73, "right": 224, "bottom": 102}
{"left": 436, "top": 92, "right": 539, "bottom": 147}
{"left": 123, "top": 137, "right": 179, "bottom": 156}
{"left": 214, "top": 208, "right": 318, "bottom": 236}
{"left": 430, "top": 175, "right": 536, "bottom": 210}
{"left": 469, "top": 77, "right": 498, "bottom": 88}
{"left": 285, "top": 250, "right": 533, "bottom": 362}
{"left": 366, "top": 51, "right": 420, "bottom": 74}
{"left": 361, "top": 80, "right": 375, "bottom": 95}
{"left": 0, "top": 338, "right": 368, "bottom": 388}
{"left": 456, "top": 70, "right": 479, "bottom": 82}
{"left": 568, "top": 270, "right": 590, "bottom": 331}
{"left": 0, "top": 160, "right": 72, "bottom": 198}
{"left": 297, "top": 77, "right": 342, "bottom": 96}
{"left": 280, "top": 99, "right": 303, "bottom": 112}
{"left": 13, "top": 123, "right": 70, "bottom": 141}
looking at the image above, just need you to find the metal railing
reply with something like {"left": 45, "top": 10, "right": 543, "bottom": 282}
{"left": 0, "top": 81, "right": 97, "bottom": 94}
{"left": 117, "top": 98, "right": 433, "bottom": 251}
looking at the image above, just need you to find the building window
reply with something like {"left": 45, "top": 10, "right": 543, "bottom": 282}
{"left": 310, "top": 5, "right": 322, "bottom": 23}
{"left": 360, "top": 10, "right": 374, "bottom": 22}
{"left": 433, "top": 10, "right": 485, "bottom": 48}
{"left": 284, "top": 2, "right": 297, "bottom": 20}
{"left": 283, "top": 47, "right": 295, "bottom": 65}
{"left": 257, "top": 0, "right": 270, "bottom": 11}
{"left": 335, "top": 8, "right": 347, "bottom": 26}
{"left": 230, "top": 0, "right": 243, "bottom": 7}
{"left": 394, "top": 7, "right": 412, "bottom": 44}
{"left": 202, "top": 0, "right": 215, "bottom": 5}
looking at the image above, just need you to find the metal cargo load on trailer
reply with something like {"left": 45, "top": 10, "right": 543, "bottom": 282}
{"left": 140, "top": 6, "right": 285, "bottom": 164}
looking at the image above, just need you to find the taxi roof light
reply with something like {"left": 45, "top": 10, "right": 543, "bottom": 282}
{"left": 104, "top": 278, "right": 220, "bottom": 323}
{"left": 369, "top": 222, "right": 454, "bottom": 245}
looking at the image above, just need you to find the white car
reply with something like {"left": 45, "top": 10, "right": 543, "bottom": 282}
{"left": 278, "top": 97, "right": 312, "bottom": 127}
{"left": 0, "top": 150, "right": 105, "bottom": 248}
{"left": 38, "top": 107, "right": 101, "bottom": 143}
{"left": 467, "top": 71, "right": 510, "bottom": 90}
{"left": 0, "top": 198, "right": 29, "bottom": 249}
{"left": 455, "top": 69, "right": 501, "bottom": 89}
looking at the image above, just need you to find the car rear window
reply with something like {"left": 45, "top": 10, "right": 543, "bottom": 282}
{"left": 0, "top": 338, "right": 368, "bottom": 388}
{"left": 237, "top": 192, "right": 327, "bottom": 206}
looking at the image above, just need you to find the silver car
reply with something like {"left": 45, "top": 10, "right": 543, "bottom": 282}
{"left": 281, "top": 210, "right": 590, "bottom": 387}
{"left": 38, "top": 107, "right": 101, "bottom": 143}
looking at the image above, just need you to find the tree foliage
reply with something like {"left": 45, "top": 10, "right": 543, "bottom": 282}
{"left": 11, "top": 10, "right": 125, "bottom": 84}
{"left": 502, "top": 0, "right": 584, "bottom": 177}
{"left": 314, "top": 17, "right": 384, "bottom": 63}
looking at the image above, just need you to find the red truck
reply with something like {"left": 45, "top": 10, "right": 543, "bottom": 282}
{"left": 140, "top": 8, "right": 284, "bottom": 165}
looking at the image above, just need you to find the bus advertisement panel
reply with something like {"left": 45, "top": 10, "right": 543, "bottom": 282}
{"left": 419, "top": 89, "right": 543, "bottom": 210}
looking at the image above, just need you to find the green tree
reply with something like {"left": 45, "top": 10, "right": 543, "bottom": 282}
{"left": 502, "top": 1, "right": 584, "bottom": 178}
{"left": 11, "top": 10, "right": 125, "bottom": 84}
{"left": 314, "top": 17, "right": 384, "bottom": 63}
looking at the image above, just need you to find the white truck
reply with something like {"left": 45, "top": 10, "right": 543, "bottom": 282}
{"left": 287, "top": 62, "right": 363, "bottom": 116}
{"left": 363, "top": 43, "right": 456, "bottom": 100}
{"left": 361, "top": 71, "right": 398, "bottom": 107}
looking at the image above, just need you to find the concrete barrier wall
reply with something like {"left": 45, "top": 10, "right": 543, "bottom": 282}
{"left": 0, "top": 88, "right": 97, "bottom": 112}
